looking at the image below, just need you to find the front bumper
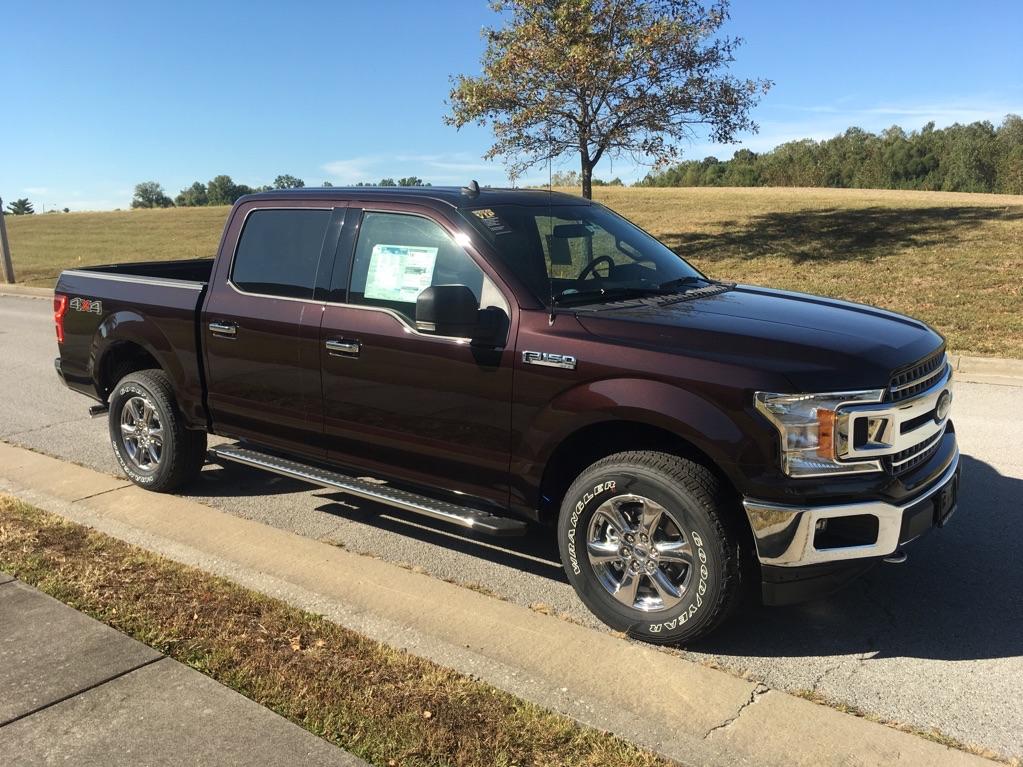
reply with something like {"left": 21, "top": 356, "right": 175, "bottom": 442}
{"left": 743, "top": 448, "right": 960, "bottom": 567}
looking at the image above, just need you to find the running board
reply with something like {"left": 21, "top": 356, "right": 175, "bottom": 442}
{"left": 209, "top": 443, "right": 528, "bottom": 537}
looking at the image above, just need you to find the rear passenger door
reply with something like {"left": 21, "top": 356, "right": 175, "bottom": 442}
{"left": 319, "top": 204, "right": 515, "bottom": 508}
{"left": 204, "top": 202, "right": 345, "bottom": 457}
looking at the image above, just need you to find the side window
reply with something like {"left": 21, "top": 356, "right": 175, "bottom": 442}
{"left": 349, "top": 212, "right": 485, "bottom": 322}
{"left": 231, "top": 209, "right": 332, "bottom": 299}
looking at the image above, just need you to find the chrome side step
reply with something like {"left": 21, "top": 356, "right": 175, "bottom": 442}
{"left": 209, "top": 443, "right": 528, "bottom": 537}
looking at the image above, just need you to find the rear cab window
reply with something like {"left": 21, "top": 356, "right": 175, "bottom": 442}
{"left": 231, "top": 209, "right": 332, "bottom": 299}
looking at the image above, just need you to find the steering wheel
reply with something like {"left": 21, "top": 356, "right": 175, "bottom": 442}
{"left": 577, "top": 255, "right": 615, "bottom": 281}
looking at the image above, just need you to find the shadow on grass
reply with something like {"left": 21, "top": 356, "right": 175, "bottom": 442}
{"left": 661, "top": 205, "right": 1023, "bottom": 264}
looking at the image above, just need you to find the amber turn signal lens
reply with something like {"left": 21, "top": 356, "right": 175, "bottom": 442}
{"left": 816, "top": 408, "right": 836, "bottom": 458}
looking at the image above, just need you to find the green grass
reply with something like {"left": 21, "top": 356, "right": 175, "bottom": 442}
{"left": 0, "top": 496, "right": 673, "bottom": 767}
{"left": 6, "top": 205, "right": 229, "bottom": 285}
{"left": 5, "top": 186, "right": 1022, "bottom": 356}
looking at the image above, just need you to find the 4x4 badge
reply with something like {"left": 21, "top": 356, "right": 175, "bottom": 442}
{"left": 70, "top": 297, "right": 102, "bottom": 314}
{"left": 522, "top": 351, "right": 577, "bottom": 370}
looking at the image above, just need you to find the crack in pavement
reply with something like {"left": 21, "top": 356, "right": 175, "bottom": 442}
{"left": 810, "top": 660, "right": 844, "bottom": 693}
{"left": 703, "top": 683, "right": 769, "bottom": 738}
{"left": 71, "top": 485, "right": 133, "bottom": 503}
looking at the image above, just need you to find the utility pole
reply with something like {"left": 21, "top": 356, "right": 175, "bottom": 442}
{"left": 0, "top": 198, "right": 16, "bottom": 284}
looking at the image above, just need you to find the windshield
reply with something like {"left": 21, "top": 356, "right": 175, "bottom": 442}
{"left": 457, "top": 202, "right": 706, "bottom": 307}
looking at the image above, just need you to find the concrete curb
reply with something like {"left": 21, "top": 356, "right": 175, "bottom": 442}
{"left": 3, "top": 284, "right": 1021, "bottom": 385}
{"left": 0, "top": 284, "right": 52, "bottom": 298}
{"left": 950, "top": 353, "right": 1023, "bottom": 387}
{"left": 0, "top": 441, "right": 995, "bottom": 766}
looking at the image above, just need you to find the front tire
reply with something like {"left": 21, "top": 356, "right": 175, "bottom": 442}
{"left": 557, "top": 451, "right": 742, "bottom": 644}
{"left": 108, "top": 369, "right": 206, "bottom": 492}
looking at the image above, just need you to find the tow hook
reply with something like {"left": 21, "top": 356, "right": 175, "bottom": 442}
{"left": 883, "top": 548, "right": 908, "bottom": 564}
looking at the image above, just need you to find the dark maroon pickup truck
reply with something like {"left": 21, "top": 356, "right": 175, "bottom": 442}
{"left": 53, "top": 185, "right": 960, "bottom": 643}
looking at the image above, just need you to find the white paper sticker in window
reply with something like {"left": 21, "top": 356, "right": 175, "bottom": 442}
{"left": 364, "top": 244, "right": 438, "bottom": 302}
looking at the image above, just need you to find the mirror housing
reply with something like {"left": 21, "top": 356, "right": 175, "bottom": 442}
{"left": 416, "top": 285, "right": 480, "bottom": 338}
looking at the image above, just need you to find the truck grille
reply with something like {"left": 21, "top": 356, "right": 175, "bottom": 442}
{"left": 888, "top": 350, "right": 948, "bottom": 403}
{"left": 885, "top": 424, "right": 946, "bottom": 475}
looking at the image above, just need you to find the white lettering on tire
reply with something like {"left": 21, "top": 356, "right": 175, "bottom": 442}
{"left": 647, "top": 529, "right": 707, "bottom": 633}
{"left": 566, "top": 480, "right": 616, "bottom": 575}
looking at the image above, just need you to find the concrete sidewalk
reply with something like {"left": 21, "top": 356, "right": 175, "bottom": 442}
{"left": 0, "top": 574, "right": 366, "bottom": 767}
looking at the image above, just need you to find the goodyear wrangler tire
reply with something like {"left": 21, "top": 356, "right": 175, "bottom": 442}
{"left": 108, "top": 369, "right": 206, "bottom": 493}
{"left": 557, "top": 451, "right": 742, "bottom": 644}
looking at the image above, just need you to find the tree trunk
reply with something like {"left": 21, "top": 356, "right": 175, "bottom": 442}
{"left": 580, "top": 154, "right": 593, "bottom": 199}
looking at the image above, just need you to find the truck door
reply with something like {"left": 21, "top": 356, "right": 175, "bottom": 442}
{"left": 203, "top": 201, "right": 345, "bottom": 457}
{"left": 318, "top": 204, "right": 515, "bottom": 509}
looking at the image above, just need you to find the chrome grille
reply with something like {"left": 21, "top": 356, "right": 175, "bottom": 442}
{"left": 885, "top": 424, "right": 946, "bottom": 475}
{"left": 889, "top": 351, "right": 948, "bottom": 402}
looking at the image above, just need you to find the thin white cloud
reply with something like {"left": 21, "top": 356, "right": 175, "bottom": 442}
{"left": 322, "top": 156, "right": 379, "bottom": 183}
{"left": 775, "top": 98, "right": 1022, "bottom": 128}
{"left": 323, "top": 151, "right": 504, "bottom": 185}
{"left": 392, "top": 152, "right": 496, "bottom": 174}
{"left": 23, "top": 186, "right": 49, "bottom": 195}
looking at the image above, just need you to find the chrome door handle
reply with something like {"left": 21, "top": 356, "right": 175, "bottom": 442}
{"left": 208, "top": 321, "right": 237, "bottom": 336}
{"left": 325, "top": 338, "right": 361, "bottom": 356}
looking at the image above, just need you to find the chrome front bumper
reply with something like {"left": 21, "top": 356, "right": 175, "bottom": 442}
{"left": 743, "top": 449, "right": 960, "bottom": 567}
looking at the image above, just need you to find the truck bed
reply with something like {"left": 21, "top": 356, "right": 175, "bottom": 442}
{"left": 65, "top": 257, "right": 214, "bottom": 285}
{"left": 54, "top": 258, "right": 213, "bottom": 427}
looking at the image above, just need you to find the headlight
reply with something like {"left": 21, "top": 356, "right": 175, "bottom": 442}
{"left": 755, "top": 390, "right": 885, "bottom": 477}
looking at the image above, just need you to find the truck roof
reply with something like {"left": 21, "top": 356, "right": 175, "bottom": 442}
{"left": 236, "top": 186, "right": 588, "bottom": 209}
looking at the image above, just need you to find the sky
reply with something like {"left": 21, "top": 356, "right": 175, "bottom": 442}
{"left": 1, "top": 0, "right": 1021, "bottom": 211}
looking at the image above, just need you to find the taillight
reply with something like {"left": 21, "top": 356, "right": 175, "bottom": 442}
{"left": 54, "top": 294, "right": 68, "bottom": 343}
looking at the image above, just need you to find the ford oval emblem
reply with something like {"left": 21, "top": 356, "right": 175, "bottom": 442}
{"left": 935, "top": 389, "right": 952, "bottom": 422}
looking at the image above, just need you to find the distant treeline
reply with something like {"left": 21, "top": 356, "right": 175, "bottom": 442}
{"left": 130, "top": 175, "right": 433, "bottom": 209}
{"left": 639, "top": 115, "right": 1023, "bottom": 194}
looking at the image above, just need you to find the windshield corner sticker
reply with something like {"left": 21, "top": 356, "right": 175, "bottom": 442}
{"left": 70, "top": 297, "right": 102, "bottom": 314}
{"left": 470, "top": 207, "right": 512, "bottom": 236}
{"left": 364, "top": 244, "right": 438, "bottom": 303}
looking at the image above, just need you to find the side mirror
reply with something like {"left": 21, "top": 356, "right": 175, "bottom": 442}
{"left": 416, "top": 285, "right": 480, "bottom": 338}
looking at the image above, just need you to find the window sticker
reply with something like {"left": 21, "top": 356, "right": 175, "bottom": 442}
{"left": 471, "top": 207, "right": 513, "bottom": 236}
{"left": 364, "top": 244, "right": 438, "bottom": 302}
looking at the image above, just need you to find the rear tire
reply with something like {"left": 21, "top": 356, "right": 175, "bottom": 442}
{"left": 108, "top": 369, "right": 206, "bottom": 492}
{"left": 557, "top": 450, "right": 742, "bottom": 644}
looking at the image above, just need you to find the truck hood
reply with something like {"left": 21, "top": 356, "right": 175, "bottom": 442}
{"left": 574, "top": 284, "right": 944, "bottom": 392}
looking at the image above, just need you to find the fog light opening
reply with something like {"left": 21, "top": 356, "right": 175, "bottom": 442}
{"left": 813, "top": 514, "right": 880, "bottom": 550}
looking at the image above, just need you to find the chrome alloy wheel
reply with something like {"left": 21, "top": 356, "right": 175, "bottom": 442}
{"left": 119, "top": 395, "right": 163, "bottom": 471}
{"left": 586, "top": 494, "right": 694, "bottom": 612}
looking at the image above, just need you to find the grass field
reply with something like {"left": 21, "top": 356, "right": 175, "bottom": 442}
{"left": 5, "top": 186, "right": 1022, "bottom": 356}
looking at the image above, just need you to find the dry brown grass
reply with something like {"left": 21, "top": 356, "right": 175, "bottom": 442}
{"left": 585, "top": 186, "right": 1023, "bottom": 358}
{"left": 0, "top": 496, "right": 673, "bottom": 767}
{"left": 6, "top": 186, "right": 1021, "bottom": 356}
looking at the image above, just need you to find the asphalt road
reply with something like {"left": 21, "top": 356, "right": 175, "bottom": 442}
{"left": 2, "top": 293, "right": 1020, "bottom": 759}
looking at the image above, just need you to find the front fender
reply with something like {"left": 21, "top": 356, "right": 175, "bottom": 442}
{"left": 512, "top": 377, "right": 752, "bottom": 512}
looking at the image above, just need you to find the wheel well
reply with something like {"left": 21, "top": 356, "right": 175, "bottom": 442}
{"left": 537, "top": 421, "right": 735, "bottom": 522}
{"left": 98, "top": 342, "right": 161, "bottom": 399}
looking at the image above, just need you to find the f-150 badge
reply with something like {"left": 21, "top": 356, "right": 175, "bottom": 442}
{"left": 522, "top": 350, "right": 577, "bottom": 370}
{"left": 70, "top": 297, "right": 102, "bottom": 314}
